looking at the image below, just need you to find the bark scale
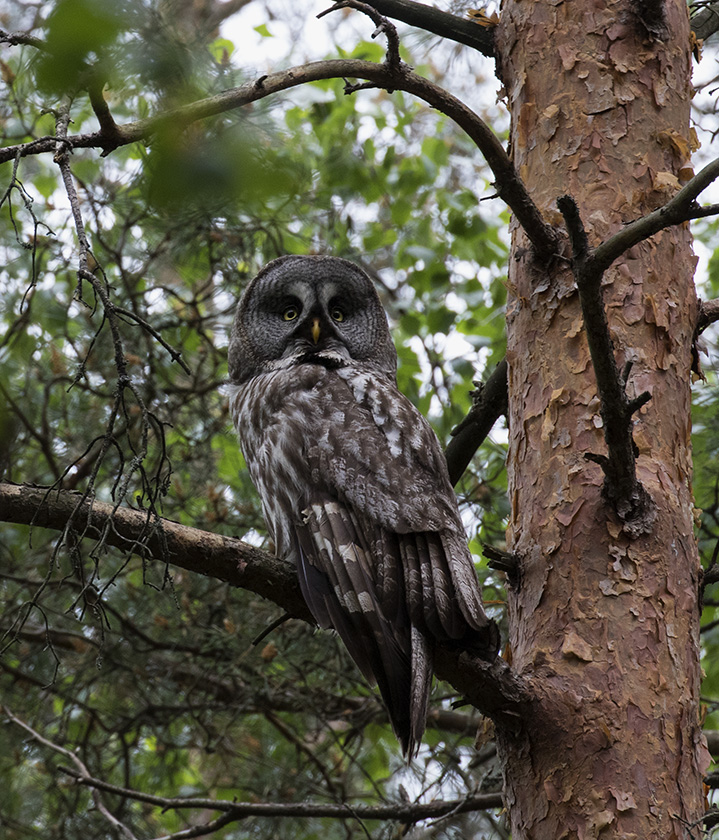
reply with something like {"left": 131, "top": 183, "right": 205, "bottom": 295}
{"left": 494, "top": 1, "right": 707, "bottom": 837}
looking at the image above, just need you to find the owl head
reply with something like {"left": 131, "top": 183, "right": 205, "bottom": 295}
{"left": 228, "top": 255, "right": 397, "bottom": 384}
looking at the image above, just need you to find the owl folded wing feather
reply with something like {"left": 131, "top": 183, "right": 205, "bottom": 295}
{"left": 294, "top": 495, "right": 427, "bottom": 754}
{"left": 307, "top": 368, "right": 497, "bottom": 648}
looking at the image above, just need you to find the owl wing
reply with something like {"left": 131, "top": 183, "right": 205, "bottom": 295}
{"left": 307, "top": 367, "right": 497, "bottom": 644}
{"left": 292, "top": 367, "right": 498, "bottom": 755}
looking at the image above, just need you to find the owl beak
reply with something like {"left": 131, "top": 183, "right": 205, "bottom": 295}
{"left": 311, "top": 318, "right": 321, "bottom": 344}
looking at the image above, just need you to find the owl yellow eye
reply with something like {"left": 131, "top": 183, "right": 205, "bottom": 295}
{"left": 330, "top": 307, "right": 344, "bottom": 323}
{"left": 283, "top": 306, "right": 299, "bottom": 321}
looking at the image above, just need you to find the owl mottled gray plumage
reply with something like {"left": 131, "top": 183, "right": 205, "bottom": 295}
{"left": 228, "top": 255, "right": 499, "bottom": 756}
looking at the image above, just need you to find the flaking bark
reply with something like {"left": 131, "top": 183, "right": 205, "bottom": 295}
{"left": 494, "top": 0, "right": 706, "bottom": 836}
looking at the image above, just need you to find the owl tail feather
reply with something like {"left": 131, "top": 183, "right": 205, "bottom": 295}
{"left": 405, "top": 624, "right": 432, "bottom": 759}
{"left": 295, "top": 520, "right": 431, "bottom": 759}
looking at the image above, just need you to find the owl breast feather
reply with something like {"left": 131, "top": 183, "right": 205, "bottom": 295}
{"left": 230, "top": 361, "right": 463, "bottom": 541}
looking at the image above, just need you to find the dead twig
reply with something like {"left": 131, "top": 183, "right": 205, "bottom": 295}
{"left": 557, "top": 195, "right": 656, "bottom": 538}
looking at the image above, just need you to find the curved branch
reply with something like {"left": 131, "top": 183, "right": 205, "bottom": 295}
{"left": 0, "top": 59, "right": 557, "bottom": 260}
{"left": 361, "top": 0, "right": 495, "bottom": 56}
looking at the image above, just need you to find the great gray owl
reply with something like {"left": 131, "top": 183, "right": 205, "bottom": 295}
{"left": 227, "top": 255, "right": 499, "bottom": 757}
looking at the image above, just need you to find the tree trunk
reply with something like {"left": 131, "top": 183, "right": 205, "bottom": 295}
{"left": 494, "top": 0, "right": 707, "bottom": 836}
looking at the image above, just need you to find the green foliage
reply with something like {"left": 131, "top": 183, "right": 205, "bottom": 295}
{"left": 691, "top": 217, "right": 719, "bottom": 729}
{"left": 34, "top": 0, "right": 126, "bottom": 93}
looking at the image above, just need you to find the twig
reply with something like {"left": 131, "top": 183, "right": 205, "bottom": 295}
{"left": 54, "top": 762, "right": 503, "bottom": 822}
{"left": 251, "top": 612, "right": 292, "bottom": 645}
{"left": 54, "top": 106, "right": 164, "bottom": 545}
{"left": 4, "top": 707, "right": 140, "bottom": 840}
{"left": 318, "top": 0, "right": 402, "bottom": 72}
{"left": 86, "top": 71, "right": 123, "bottom": 155}
{"left": 482, "top": 544, "right": 521, "bottom": 588}
{"left": 263, "top": 711, "right": 342, "bottom": 796}
{"left": 556, "top": 195, "right": 657, "bottom": 538}
{"left": 114, "top": 305, "right": 192, "bottom": 374}
{"left": 150, "top": 810, "right": 239, "bottom": 840}
{"left": 445, "top": 358, "right": 508, "bottom": 486}
{"left": 0, "top": 28, "right": 46, "bottom": 50}
{"left": 0, "top": 59, "right": 558, "bottom": 261}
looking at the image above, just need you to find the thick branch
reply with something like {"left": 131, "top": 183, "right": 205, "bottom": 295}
{"left": 691, "top": 2, "right": 719, "bottom": 42}
{"left": 557, "top": 196, "right": 657, "bottom": 537}
{"left": 1, "top": 481, "right": 532, "bottom": 722}
{"left": 0, "top": 59, "right": 557, "bottom": 260}
{"left": 591, "top": 157, "right": 719, "bottom": 275}
{"left": 446, "top": 358, "right": 508, "bottom": 486}
{"left": 362, "top": 0, "right": 495, "bottom": 56}
{"left": 432, "top": 647, "right": 529, "bottom": 733}
{"left": 0, "top": 481, "right": 313, "bottom": 623}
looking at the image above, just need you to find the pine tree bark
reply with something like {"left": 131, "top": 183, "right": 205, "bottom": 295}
{"left": 494, "top": 0, "right": 708, "bottom": 836}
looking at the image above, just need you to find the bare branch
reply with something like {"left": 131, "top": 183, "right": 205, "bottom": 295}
{"left": 446, "top": 357, "right": 508, "bottom": 486}
{"left": 4, "top": 707, "right": 140, "bottom": 840}
{"left": 0, "top": 28, "right": 46, "bottom": 50}
{"left": 55, "top": 762, "right": 502, "bottom": 823}
{"left": 361, "top": 0, "right": 495, "bottom": 56}
{"left": 318, "top": 0, "right": 402, "bottom": 72}
{"left": 482, "top": 544, "right": 521, "bottom": 587}
{"left": 114, "top": 305, "right": 191, "bottom": 375}
{"left": 0, "top": 59, "right": 558, "bottom": 260}
{"left": 86, "top": 73, "right": 123, "bottom": 154}
{"left": 1, "top": 481, "right": 533, "bottom": 721}
{"left": 591, "top": 157, "right": 719, "bottom": 275}
{"left": 557, "top": 195, "right": 657, "bottom": 538}
{"left": 543, "top": 161, "right": 719, "bottom": 531}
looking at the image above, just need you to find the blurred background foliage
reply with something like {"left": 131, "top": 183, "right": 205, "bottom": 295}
{"left": 0, "top": 0, "right": 717, "bottom": 838}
